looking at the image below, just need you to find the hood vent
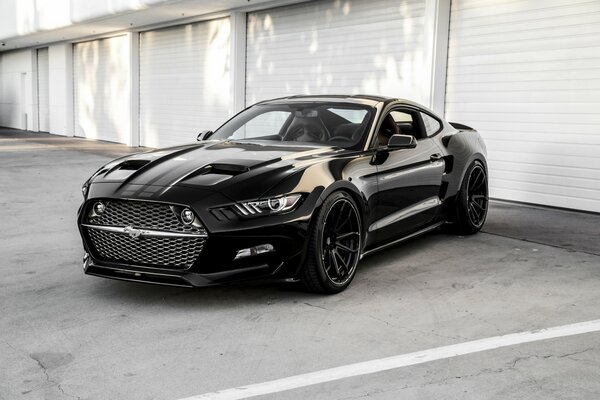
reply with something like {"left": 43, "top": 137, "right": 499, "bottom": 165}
{"left": 118, "top": 159, "right": 151, "bottom": 170}
{"left": 208, "top": 163, "right": 250, "bottom": 175}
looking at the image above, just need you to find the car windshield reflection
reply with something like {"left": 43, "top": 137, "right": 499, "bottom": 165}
{"left": 211, "top": 103, "right": 376, "bottom": 150}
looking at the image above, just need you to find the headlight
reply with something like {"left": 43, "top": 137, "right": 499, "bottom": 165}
{"left": 234, "top": 194, "right": 303, "bottom": 217}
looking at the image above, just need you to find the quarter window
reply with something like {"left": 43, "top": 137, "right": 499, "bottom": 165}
{"left": 421, "top": 113, "right": 441, "bottom": 136}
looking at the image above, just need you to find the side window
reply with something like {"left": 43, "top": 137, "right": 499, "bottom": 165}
{"left": 390, "top": 111, "right": 412, "bottom": 123}
{"left": 231, "top": 111, "right": 290, "bottom": 139}
{"left": 421, "top": 112, "right": 441, "bottom": 137}
{"left": 389, "top": 110, "right": 416, "bottom": 138}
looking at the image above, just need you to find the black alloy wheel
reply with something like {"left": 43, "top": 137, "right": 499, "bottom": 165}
{"left": 453, "top": 160, "right": 489, "bottom": 234}
{"left": 466, "top": 163, "right": 488, "bottom": 228}
{"left": 302, "top": 191, "right": 362, "bottom": 294}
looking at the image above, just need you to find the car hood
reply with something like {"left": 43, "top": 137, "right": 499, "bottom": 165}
{"left": 89, "top": 140, "right": 339, "bottom": 194}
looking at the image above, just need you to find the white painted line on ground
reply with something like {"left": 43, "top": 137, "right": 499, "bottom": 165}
{"left": 180, "top": 319, "right": 600, "bottom": 400}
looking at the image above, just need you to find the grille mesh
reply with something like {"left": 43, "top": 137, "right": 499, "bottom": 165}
{"left": 87, "top": 228, "right": 205, "bottom": 269}
{"left": 87, "top": 200, "right": 205, "bottom": 234}
{"left": 84, "top": 200, "right": 207, "bottom": 270}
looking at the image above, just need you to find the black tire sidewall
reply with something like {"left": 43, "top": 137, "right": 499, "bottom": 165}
{"left": 456, "top": 160, "right": 488, "bottom": 234}
{"left": 304, "top": 191, "right": 362, "bottom": 293}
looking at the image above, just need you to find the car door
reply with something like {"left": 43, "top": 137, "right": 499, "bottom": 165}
{"left": 369, "top": 107, "right": 446, "bottom": 245}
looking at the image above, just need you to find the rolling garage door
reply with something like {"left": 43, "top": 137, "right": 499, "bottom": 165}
{"left": 73, "top": 36, "right": 130, "bottom": 143}
{"left": 36, "top": 48, "right": 49, "bottom": 132}
{"left": 246, "top": 0, "right": 427, "bottom": 105}
{"left": 445, "top": 0, "right": 600, "bottom": 213}
{"left": 139, "top": 18, "right": 231, "bottom": 148}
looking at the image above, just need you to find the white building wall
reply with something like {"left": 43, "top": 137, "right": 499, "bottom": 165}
{"left": 0, "top": 50, "right": 34, "bottom": 130}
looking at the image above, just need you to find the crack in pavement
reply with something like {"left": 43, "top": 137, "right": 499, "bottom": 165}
{"left": 29, "top": 354, "right": 81, "bottom": 400}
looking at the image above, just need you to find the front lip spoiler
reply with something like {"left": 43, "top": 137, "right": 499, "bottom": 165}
{"left": 84, "top": 257, "right": 281, "bottom": 288}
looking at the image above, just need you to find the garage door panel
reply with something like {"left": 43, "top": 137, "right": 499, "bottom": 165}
{"left": 487, "top": 140, "right": 600, "bottom": 159}
{"left": 451, "top": 121, "right": 600, "bottom": 136}
{"left": 450, "top": 0, "right": 599, "bottom": 26}
{"left": 446, "top": 90, "right": 598, "bottom": 104}
{"left": 488, "top": 151, "right": 600, "bottom": 175}
{"left": 477, "top": 131, "right": 600, "bottom": 147}
{"left": 443, "top": 111, "right": 600, "bottom": 125}
{"left": 446, "top": 0, "right": 600, "bottom": 212}
{"left": 139, "top": 18, "right": 231, "bottom": 148}
{"left": 447, "top": 46, "right": 600, "bottom": 67}
{"left": 446, "top": 102, "right": 600, "bottom": 115}
{"left": 73, "top": 36, "right": 130, "bottom": 143}
{"left": 447, "top": 58, "right": 600, "bottom": 76}
{"left": 246, "top": 0, "right": 427, "bottom": 104}
{"left": 447, "top": 79, "right": 600, "bottom": 93}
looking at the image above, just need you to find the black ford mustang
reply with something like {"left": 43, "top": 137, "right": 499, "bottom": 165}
{"left": 78, "top": 95, "right": 488, "bottom": 293}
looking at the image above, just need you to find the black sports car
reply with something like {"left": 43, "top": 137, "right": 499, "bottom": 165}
{"left": 78, "top": 95, "right": 488, "bottom": 293}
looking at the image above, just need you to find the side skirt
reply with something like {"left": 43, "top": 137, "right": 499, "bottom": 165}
{"left": 360, "top": 221, "right": 445, "bottom": 259}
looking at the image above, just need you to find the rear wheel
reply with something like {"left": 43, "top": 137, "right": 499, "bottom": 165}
{"left": 452, "top": 160, "right": 489, "bottom": 234}
{"left": 302, "top": 191, "right": 362, "bottom": 294}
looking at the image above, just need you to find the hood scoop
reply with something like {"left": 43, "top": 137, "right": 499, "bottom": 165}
{"left": 118, "top": 159, "right": 151, "bottom": 170}
{"left": 177, "top": 163, "right": 250, "bottom": 187}
{"left": 207, "top": 163, "right": 250, "bottom": 175}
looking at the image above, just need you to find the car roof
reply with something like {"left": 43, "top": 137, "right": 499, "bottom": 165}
{"left": 255, "top": 94, "right": 415, "bottom": 107}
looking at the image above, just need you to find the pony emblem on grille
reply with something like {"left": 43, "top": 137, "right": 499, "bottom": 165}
{"left": 124, "top": 226, "right": 142, "bottom": 239}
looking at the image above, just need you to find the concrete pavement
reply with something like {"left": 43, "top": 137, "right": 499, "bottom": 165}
{"left": 1, "top": 129, "right": 599, "bottom": 400}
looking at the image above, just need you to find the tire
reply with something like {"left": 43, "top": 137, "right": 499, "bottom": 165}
{"left": 301, "top": 191, "right": 362, "bottom": 294}
{"left": 451, "top": 160, "right": 489, "bottom": 235}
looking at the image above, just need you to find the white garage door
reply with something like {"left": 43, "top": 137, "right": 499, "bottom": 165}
{"left": 139, "top": 18, "right": 231, "bottom": 148}
{"left": 445, "top": 0, "right": 600, "bottom": 213}
{"left": 36, "top": 48, "right": 49, "bottom": 132}
{"left": 73, "top": 36, "right": 130, "bottom": 143}
{"left": 246, "top": 0, "right": 427, "bottom": 105}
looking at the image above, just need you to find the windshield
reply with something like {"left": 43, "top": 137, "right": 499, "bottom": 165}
{"left": 211, "top": 102, "right": 375, "bottom": 149}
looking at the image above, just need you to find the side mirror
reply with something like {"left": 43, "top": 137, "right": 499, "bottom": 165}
{"left": 197, "top": 130, "right": 213, "bottom": 141}
{"left": 387, "top": 134, "right": 417, "bottom": 149}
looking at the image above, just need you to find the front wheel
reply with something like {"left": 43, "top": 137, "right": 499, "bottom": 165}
{"left": 302, "top": 191, "right": 362, "bottom": 294}
{"left": 451, "top": 160, "right": 489, "bottom": 235}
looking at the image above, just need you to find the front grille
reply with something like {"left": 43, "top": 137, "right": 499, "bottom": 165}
{"left": 83, "top": 199, "right": 207, "bottom": 270}
{"left": 87, "top": 228, "right": 205, "bottom": 269}
{"left": 87, "top": 200, "right": 205, "bottom": 235}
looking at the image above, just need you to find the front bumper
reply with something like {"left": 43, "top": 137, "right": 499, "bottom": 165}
{"left": 78, "top": 196, "right": 314, "bottom": 287}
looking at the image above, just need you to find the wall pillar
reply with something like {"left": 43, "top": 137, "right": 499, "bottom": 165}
{"left": 423, "top": 0, "right": 451, "bottom": 115}
{"left": 229, "top": 11, "right": 247, "bottom": 116}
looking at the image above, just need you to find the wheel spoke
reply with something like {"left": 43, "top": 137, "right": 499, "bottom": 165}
{"left": 334, "top": 250, "right": 349, "bottom": 276}
{"left": 472, "top": 201, "right": 485, "bottom": 211}
{"left": 337, "top": 231, "right": 359, "bottom": 240}
{"left": 331, "top": 249, "right": 343, "bottom": 278}
{"left": 320, "top": 198, "right": 362, "bottom": 284}
{"left": 332, "top": 202, "right": 347, "bottom": 229}
{"left": 336, "top": 242, "right": 358, "bottom": 254}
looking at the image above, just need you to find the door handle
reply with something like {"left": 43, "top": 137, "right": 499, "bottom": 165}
{"left": 430, "top": 153, "right": 443, "bottom": 162}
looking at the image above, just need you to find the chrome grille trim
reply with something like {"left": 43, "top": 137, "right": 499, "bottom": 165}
{"left": 81, "top": 224, "right": 207, "bottom": 238}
